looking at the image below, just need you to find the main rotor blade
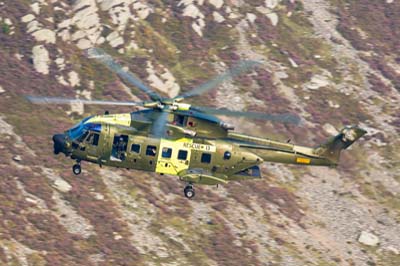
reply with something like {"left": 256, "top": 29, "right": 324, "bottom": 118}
{"left": 26, "top": 96, "right": 144, "bottom": 106}
{"left": 175, "top": 60, "right": 261, "bottom": 100}
{"left": 86, "top": 48, "right": 162, "bottom": 101}
{"left": 151, "top": 111, "right": 169, "bottom": 138}
{"left": 191, "top": 106, "right": 301, "bottom": 125}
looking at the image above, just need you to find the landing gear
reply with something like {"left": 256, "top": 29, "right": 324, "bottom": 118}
{"left": 184, "top": 184, "right": 195, "bottom": 199}
{"left": 72, "top": 163, "right": 81, "bottom": 175}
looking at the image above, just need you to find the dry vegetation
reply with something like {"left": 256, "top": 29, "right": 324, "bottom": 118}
{"left": 0, "top": 0, "right": 399, "bottom": 265}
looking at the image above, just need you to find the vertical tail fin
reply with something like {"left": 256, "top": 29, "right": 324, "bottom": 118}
{"left": 314, "top": 125, "right": 367, "bottom": 165}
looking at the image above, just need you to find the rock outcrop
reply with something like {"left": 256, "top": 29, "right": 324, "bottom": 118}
{"left": 32, "top": 45, "right": 50, "bottom": 75}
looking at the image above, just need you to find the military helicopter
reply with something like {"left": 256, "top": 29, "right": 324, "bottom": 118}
{"left": 27, "top": 48, "right": 366, "bottom": 199}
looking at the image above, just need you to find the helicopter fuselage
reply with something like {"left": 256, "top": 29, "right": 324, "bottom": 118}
{"left": 53, "top": 110, "right": 366, "bottom": 191}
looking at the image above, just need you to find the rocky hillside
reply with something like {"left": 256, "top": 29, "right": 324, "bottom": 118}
{"left": 0, "top": 0, "right": 399, "bottom": 265}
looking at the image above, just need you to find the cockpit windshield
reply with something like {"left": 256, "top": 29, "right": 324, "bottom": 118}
{"left": 67, "top": 116, "right": 102, "bottom": 141}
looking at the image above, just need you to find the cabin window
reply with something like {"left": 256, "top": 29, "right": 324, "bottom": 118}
{"left": 87, "top": 132, "right": 99, "bottom": 146}
{"left": 111, "top": 135, "right": 128, "bottom": 161}
{"left": 177, "top": 150, "right": 188, "bottom": 160}
{"left": 146, "top": 145, "right": 157, "bottom": 156}
{"left": 223, "top": 151, "right": 231, "bottom": 160}
{"left": 201, "top": 153, "right": 212, "bottom": 164}
{"left": 131, "top": 144, "right": 141, "bottom": 154}
{"left": 162, "top": 147, "right": 172, "bottom": 158}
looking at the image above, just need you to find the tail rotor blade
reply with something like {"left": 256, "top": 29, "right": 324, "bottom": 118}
{"left": 87, "top": 48, "right": 162, "bottom": 101}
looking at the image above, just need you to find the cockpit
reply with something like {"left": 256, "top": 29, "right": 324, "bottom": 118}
{"left": 67, "top": 116, "right": 102, "bottom": 144}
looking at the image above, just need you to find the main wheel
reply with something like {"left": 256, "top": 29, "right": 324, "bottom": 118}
{"left": 184, "top": 186, "right": 195, "bottom": 199}
{"left": 72, "top": 164, "right": 81, "bottom": 175}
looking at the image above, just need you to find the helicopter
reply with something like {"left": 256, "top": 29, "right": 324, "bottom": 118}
{"left": 27, "top": 48, "right": 367, "bottom": 199}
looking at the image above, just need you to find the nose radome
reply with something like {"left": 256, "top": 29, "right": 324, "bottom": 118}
{"left": 52, "top": 134, "right": 66, "bottom": 154}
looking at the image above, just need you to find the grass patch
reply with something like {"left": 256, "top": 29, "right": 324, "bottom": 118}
{"left": 1, "top": 23, "right": 10, "bottom": 34}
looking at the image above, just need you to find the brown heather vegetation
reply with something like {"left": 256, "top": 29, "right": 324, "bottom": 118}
{"left": 0, "top": 1, "right": 399, "bottom": 265}
{"left": 334, "top": 1, "right": 400, "bottom": 91}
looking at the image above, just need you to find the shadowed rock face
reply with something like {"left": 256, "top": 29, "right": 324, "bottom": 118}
{"left": 0, "top": 1, "right": 400, "bottom": 265}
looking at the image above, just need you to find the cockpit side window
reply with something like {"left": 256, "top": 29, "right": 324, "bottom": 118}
{"left": 86, "top": 132, "right": 100, "bottom": 146}
{"left": 77, "top": 131, "right": 89, "bottom": 142}
{"left": 67, "top": 116, "right": 94, "bottom": 140}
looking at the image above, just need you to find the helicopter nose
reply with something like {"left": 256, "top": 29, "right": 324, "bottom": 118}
{"left": 52, "top": 134, "right": 66, "bottom": 155}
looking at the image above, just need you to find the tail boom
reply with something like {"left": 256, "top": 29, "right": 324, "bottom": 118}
{"left": 230, "top": 125, "right": 366, "bottom": 167}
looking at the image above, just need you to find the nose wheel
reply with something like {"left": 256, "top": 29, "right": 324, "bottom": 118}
{"left": 72, "top": 163, "right": 81, "bottom": 175}
{"left": 184, "top": 185, "right": 195, "bottom": 199}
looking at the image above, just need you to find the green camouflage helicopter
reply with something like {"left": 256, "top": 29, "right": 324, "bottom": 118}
{"left": 28, "top": 48, "right": 366, "bottom": 199}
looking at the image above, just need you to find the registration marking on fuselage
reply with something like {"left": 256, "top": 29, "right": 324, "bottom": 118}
{"left": 182, "top": 142, "right": 216, "bottom": 152}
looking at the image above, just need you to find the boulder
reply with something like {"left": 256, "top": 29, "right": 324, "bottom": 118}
{"left": 26, "top": 20, "right": 41, "bottom": 33}
{"left": 133, "top": 2, "right": 152, "bottom": 20}
{"left": 213, "top": 11, "right": 225, "bottom": 23}
{"left": 246, "top": 13, "right": 257, "bottom": 24}
{"left": 100, "top": 0, "right": 127, "bottom": 11}
{"left": 76, "top": 38, "right": 92, "bottom": 50}
{"left": 68, "top": 71, "right": 81, "bottom": 87}
{"left": 31, "top": 3, "right": 40, "bottom": 15}
{"left": 358, "top": 231, "right": 380, "bottom": 246}
{"left": 57, "top": 75, "right": 69, "bottom": 86}
{"left": 178, "top": 0, "right": 194, "bottom": 6}
{"left": 323, "top": 123, "right": 339, "bottom": 136}
{"left": 106, "top": 31, "right": 124, "bottom": 47}
{"left": 13, "top": 155, "right": 22, "bottom": 162}
{"left": 4, "top": 18, "right": 12, "bottom": 25}
{"left": 71, "top": 0, "right": 102, "bottom": 49}
{"left": 328, "top": 100, "right": 340, "bottom": 109}
{"left": 57, "top": 19, "right": 71, "bottom": 30}
{"left": 182, "top": 4, "right": 203, "bottom": 19}
{"left": 21, "top": 14, "right": 35, "bottom": 23}
{"left": 71, "top": 30, "right": 86, "bottom": 41}
{"left": 192, "top": 20, "right": 205, "bottom": 36}
{"left": 58, "top": 30, "right": 71, "bottom": 42}
{"left": 109, "top": 5, "right": 132, "bottom": 30}
{"left": 265, "top": 0, "right": 280, "bottom": 9}
{"left": 74, "top": 11, "right": 99, "bottom": 30}
{"left": 305, "top": 74, "right": 330, "bottom": 90}
{"left": 209, "top": 0, "right": 224, "bottom": 9}
{"left": 55, "top": 57, "right": 65, "bottom": 71}
{"left": 386, "top": 246, "right": 399, "bottom": 255}
{"left": 0, "top": 85, "right": 4, "bottom": 94}
{"left": 288, "top": 58, "right": 298, "bottom": 68}
{"left": 92, "top": 192, "right": 105, "bottom": 200}
{"left": 32, "top": 45, "right": 50, "bottom": 75}
{"left": 53, "top": 178, "right": 72, "bottom": 193}
{"left": 74, "top": 0, "right": 96, "bottom": 11}
{"left": 147, "top": 62, "right": 180, "bottom": 98}
{"left": 266, "top": 12, "right": 279, "bottom": 26}
{"left": 32, "top": 29, "right": 56, "bottom": 44}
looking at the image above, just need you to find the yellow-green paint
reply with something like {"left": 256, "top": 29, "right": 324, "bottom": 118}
{"left": 156, "top": 138, "right": 194, "bottom": 175}
{"left": 88, "top": 113, "right": 131, "bottom": 127}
